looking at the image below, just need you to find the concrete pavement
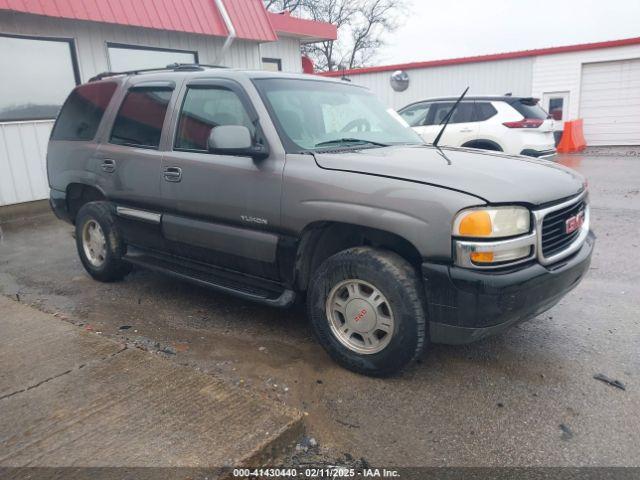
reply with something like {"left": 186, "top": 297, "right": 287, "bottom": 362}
{"left": 0, "top": 296, "right": 303, "bottom": 467}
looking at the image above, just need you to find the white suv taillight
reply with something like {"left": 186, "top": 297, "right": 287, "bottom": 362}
{"left": 502, "top": 119, "right": 544, "bottom": 128}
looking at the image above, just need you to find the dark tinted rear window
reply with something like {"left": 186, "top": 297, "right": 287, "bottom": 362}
{"left": 474, "top": 102, "right": 498, "bottom": 121}
{"left": 110, "top": 87, "right": 173, "bottom": 149}
{"left": 510, "top": 99, "right": 549, "bottom": 119}
{"left": 51, "top": 82, "right": 117, "bottom": 141}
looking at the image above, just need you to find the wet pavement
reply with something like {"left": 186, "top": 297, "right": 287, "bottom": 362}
{"left": 0, "top": 152, "right": 639, "bottom": 466}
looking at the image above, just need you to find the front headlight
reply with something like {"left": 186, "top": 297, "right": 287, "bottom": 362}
{"left": 453, "top": 206, "right": 530, "bottom": 238}
{"left": 453, "top": 206, "right": 534, "bottom": 268}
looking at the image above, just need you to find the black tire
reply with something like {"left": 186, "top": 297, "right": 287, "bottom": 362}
{"left": 307, "top": 247, "right": 427, "bottom": 376}
{"left": 75, "top": 201, "right": 131, "bottom": 282}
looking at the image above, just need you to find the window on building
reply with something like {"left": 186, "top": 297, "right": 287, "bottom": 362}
{"left": 110, "top": 87, "right": 173, "bottom": 149}
{"left": 399, "top": 103, "right": 431, "bottom": 127}
{"left": 262, "top": 58, "right": 282, "bottom": 72}
{"left": 0, "top": 34, "right": 79, "bottom": 122}
{"left": 51, "top": 82, "right": 117, "bottom": 141}
{"left": 175, "top": 87, "right": 255, "bottom": 151}
{"left": 107, "top": 43, "right": 197, "bottom": 72}
{"left": 473, "top": 102, "right": 498, "bottom": 122}
{"left": 548, "top": 97, "right": 565, "bottom": 121}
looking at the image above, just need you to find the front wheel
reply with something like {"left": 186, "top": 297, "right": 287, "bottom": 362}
{"left": 307, "top": 247, "right": 427, "bottom": 376}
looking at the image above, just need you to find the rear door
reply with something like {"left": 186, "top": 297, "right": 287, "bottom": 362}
{"left": 159, "top": 78, "right": 284, "bottom": 278}
{"left": 96, "top": 81, "right": 175, "bottom": 210}
{"left": 416, "top": 101, "right": 477, "bottom": 146}
{"left": 95, "top": 81, "right": 176, "bottom": 249}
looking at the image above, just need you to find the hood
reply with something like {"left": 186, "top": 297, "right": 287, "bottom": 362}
{"left": 313, "top": 145, "right": 585, "bottom": 206}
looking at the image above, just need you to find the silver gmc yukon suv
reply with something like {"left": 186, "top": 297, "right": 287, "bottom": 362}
{"left": 47, "top": 65, "right": 594, "bottom": 376}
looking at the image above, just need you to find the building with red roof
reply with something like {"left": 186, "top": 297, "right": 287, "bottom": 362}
{"left": 0, "top": 0, "right": 336, "bottom": 206}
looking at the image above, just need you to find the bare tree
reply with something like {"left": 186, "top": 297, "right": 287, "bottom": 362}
{"left": 263, "top": 0, "right": 307, "bottom": 14}
{"left": 264, "top": 0, "right": 406, "bottom": 72}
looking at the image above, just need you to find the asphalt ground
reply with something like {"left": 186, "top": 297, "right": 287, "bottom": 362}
{"left": 0, "top": 152, "right": 638, "bottom": 467}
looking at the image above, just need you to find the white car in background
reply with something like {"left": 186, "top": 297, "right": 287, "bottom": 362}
{"left": 398, "top": 95, "right": 556, "bottom": 158}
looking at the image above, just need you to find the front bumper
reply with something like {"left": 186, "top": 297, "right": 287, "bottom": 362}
{"left": 423, "top": 230, "right": 595, "bottom": 344}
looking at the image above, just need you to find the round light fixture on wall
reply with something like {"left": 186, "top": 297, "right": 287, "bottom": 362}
{"left": 390, "top": 70, "right": 409, "bottom": 92}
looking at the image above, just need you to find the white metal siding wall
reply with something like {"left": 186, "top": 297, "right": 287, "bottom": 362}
{"left": 344, "top": 57, "right": 534, "bottom": 109}
{"left": 260, "top": 37, "right": 302, "bottom": 72}
{"left": 531, "top": 44, "right": 640, "bottom": 123}
{"left": 0, "top": 121, "right": 52, "bottom": 206}
{"left": 0, "top": 11, "right": 263, "bottom": 206}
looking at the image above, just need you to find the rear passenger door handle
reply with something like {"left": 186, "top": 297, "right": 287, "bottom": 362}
{"left": 100, "top": 159, "right": 116, "bottom": 173}
{"left": 163, "top": 166, "right": 182, "bottom": 182}
{"left": 459, "top": 128, "right": 473, "bottom": 133}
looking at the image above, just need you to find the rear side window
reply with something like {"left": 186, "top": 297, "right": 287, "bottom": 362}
{"left": 399, "top": 103, "right": 430, "bottom": 127}
{"left": 175, "top": 86, "right": 255, "bottom": 151}
{"left": 426, "top": 102, "right": 474, "bottom": 125}
{"left": 510, "top": 99, "right": 549, "bottom": 120}
{"left": 110, "top": 87, "right": 173, "bottom": 149}
{"left": 51, "top": 82, "right": 117, "bottom": 141}
{"left": 474, "top": 102, "right": 498, "bottom": 121}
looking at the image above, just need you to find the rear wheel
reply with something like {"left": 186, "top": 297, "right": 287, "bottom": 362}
{"left": 75, "top": 201, "right": 131, "bottom": 282}
{"left": 307, "top": 247, "right": 427, "bottom": 376}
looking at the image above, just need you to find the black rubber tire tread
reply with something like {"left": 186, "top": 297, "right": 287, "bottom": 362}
{"left": 75, "top": 201, "right": 131, "bottom": 282}
{"left": 307, "top": 246, "right": 427, "bottom": 377}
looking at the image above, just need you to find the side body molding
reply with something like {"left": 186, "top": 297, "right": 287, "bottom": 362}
{"left": 161, "top": 214, "right": 278, "bottom": 263}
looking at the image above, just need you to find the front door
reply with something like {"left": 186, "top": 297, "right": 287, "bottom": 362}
{"left": 159, "top": 79, "right": 284, "bottom": 278}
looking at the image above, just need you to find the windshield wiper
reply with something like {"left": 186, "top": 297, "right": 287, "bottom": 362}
{"left": 432, "top": 86, "right": 469, "bottom": 148}
{"left": 314, "top": 138, "right": 390, "bottom": 148}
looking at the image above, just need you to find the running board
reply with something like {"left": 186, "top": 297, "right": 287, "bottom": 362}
{"left": 123, "top": 247, "right": 296, "bottom": 308}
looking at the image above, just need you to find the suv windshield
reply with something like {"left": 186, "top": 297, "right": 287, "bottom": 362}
{"left": 254, "top": 78, "right": 423, "bottom": 152}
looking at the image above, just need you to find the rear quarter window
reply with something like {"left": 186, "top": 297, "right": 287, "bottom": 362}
{"left": 474, "top": 102, "right": 498, "bottom": 121}
{"left": 509, "top": 99, "right": 549, "bottom": 119}
{"left": 50, "top": 82, "right": 117, "bottom": 141}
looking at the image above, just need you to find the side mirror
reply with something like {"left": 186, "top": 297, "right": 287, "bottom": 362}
{"left": 207, "top": 125, "right": 269, "bottom": 160}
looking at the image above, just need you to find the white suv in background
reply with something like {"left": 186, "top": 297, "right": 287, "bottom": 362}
{"left": 398, "top": 96, "right": 556, "bottom": 158}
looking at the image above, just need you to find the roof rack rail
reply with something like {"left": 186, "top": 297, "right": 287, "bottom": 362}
{"left": 89, "top": 63, "right": 227, "bottom": 82}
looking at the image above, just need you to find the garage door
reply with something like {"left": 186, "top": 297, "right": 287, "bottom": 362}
{"left": 579, "top": 58, "right": 640, "bottom": 145}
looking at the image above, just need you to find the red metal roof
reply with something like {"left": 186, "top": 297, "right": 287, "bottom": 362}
{"left": 322, "top": 36, "right": 640, "bottom": 77}
{"left": 268, "top": 11, "right": 336, "bottom": 43}
{"left": 0, "top": 0, "right": 278, "bottom": 41}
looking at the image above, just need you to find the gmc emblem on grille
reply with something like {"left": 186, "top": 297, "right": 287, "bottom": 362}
{"left": 565, "top": 210, "right": 585, "bottom": 234}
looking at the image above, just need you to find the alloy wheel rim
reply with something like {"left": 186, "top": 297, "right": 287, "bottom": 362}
{"left": 82, "top": 219, "right": 107, "bottom": 268}
{"left": 325, "top": 279, "right": 395, "bottom": 355}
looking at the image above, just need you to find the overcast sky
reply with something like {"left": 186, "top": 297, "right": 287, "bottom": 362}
{"left": 377, "top": 0, "right": 640, "bottom": 65}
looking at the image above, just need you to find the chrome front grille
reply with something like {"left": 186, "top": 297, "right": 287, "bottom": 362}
{"left": 533, "top": 191, "right": 590, "bottom": 266}
{"left": 541, "top": 199, "right": 586, "bottom": 257}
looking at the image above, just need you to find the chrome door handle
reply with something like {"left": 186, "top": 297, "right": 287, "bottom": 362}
{"left": 163, "top": 167, "right": 182, "bottom": 182}
{"left": 459, "top": 128, "right": 473, "bottom": 133}
{"left": 100, "top": 159, "right": 116, "bottom": 173}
